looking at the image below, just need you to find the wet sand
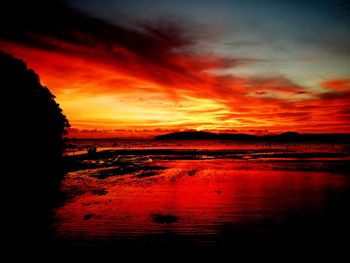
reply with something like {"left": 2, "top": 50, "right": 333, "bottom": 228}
{"left": 52, "top": 149, "right": 350, "bottom": 257}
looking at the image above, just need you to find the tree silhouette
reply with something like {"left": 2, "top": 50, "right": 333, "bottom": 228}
{"left": 1, "top": 50, "right": 69, "bottom": 250}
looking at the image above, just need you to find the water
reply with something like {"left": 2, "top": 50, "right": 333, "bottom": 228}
{"left": 64, "top": 139, "right": 349, "bottom": 155}
{"left": 54, "top": 140, "right": 350, "bottom": 254}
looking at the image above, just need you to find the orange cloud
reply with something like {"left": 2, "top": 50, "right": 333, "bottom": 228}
{"left": 321, "top": 79, "right": 350, "bottom": 92}
{"left": 0, "top": 1, "right": 349, "bottom": 138}
{"left": 2, "top": 40, "right": 349, "bottom": 138}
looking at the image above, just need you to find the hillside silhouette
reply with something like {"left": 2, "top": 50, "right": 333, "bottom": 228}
{"left": 1, "top": 50, "right": 69, "bottom": 253}
{"left": 155, "top": 131, "right": 350, "bottom": 143}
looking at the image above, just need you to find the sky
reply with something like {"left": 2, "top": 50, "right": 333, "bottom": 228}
{"left": 0, "top": 0, "right": 350, "bottom": 138}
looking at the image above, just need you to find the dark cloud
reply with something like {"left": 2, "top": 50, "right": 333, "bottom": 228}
{"left": 0, "top": 0, "right": 254, "bottom": 89}
{"left": 330, "top": 0, "right": 350, "bottom": 20}
{"left": 2, "top": 1, "right": 348, "bottom": 134}
{"left": 319, "top": 91, "right": 350, "bottom": 100}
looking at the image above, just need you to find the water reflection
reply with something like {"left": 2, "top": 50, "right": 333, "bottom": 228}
{"left": 54, "top": 159, "right": 350, "bottom": 249}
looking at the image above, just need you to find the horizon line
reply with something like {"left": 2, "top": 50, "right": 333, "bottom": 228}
{"left": 66, "top": 131, "right": 350, "bottom": 140}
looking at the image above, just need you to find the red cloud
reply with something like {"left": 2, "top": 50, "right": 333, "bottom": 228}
{"left": 1, "top": 1, "right": 349, "bottom": 136}
{"left": 321, "top": 79, "right": 350, "bottom": 91}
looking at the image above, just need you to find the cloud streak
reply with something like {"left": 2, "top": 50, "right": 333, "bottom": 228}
{"left": 1, "top": 0, "right": 349, "bottom": 137}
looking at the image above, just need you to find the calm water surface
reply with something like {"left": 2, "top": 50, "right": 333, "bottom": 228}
{"left": 53, "top": 154, "right": 350, "bottom": 252}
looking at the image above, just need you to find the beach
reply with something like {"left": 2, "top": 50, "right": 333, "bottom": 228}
{"left": 50, "top": 140, "right": 350, "bottom": 257}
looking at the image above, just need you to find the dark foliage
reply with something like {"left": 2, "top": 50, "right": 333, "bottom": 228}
{"left": 1, "top": 50, "right": 69, "bottom": 253}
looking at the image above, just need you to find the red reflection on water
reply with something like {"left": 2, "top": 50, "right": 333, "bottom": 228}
{"left": 54, "top": 160, "right": 348, "bottom": 244}
{"left": 64, "top": 139, "right": 347, "bottom": 156}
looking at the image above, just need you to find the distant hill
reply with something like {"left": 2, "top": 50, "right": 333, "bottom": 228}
{"left": 154, "top": 131, "right": 218, "bottom": 140}
{"left": 154, "top": 131, "right": 350, "bottom": 143}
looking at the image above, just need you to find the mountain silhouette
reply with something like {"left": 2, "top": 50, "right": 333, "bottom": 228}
{"left": 154, "top": 131, "right": 350, "bottom": 142}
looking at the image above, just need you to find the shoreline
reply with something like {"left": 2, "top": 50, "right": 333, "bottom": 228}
{"left": 65, "top": 147, "right": 350, "bottom": 159}
{"left": 63, "top": 147, "right": 350, "bottom": 175}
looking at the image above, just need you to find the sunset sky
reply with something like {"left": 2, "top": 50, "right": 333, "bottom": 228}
{"left": 1, "top": 0, "right": 350, "bottom": 138}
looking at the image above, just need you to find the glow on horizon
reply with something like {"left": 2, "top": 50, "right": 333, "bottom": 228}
{"left": 0, "top": 0, "right": 349, "bottom": 138}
